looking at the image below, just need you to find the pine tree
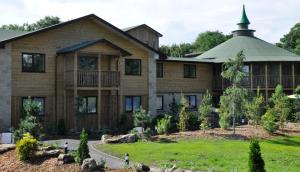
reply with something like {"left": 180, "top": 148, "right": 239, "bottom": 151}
{"left": 248, "top": 139, "right": 265, "bottom": 172}
{"left": 245, "top": 88, "right": 265, "bottom": 129}
{"left": 76, "top": 128, "right": 90, "bottom": 164}
{"left": 177, "top": 95, "right": 189, "bottom": 131}
{"left": 198, "top": 90, "right": 212, "bottom": 132}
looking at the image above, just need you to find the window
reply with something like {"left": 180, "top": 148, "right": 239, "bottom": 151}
{"left": 184, "top": 64, "right": 196, "bottom": 78}
{"left": 22, "top": 53, "right": 45, "bottom": 72}
{"left": 78, "top": 56, "right": 97, "bottom": 70}
{"left": 22, "top": 97, "right": 45, "bottom": 116}
{"left": 77, "top": 97, "right": 97, "bottom": 114}
{"left": 157, "top": 63, "right": 163, "bottom": 78}
{"left": 125, "top": 59, "right": 141, "bottom": 75}
{"left": 156, "top": 95, "right": 164, "bottom": 110}
{"left": 185, "top": 95, "right": 197, "bottom": 108}
{"left": 125, "top": 96, "right": 141, "bottom": 112}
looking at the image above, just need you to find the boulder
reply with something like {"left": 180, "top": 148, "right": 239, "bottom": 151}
{"left": 81, "top": 158, "right": 98, "bottom": 172}
{"left": 101, "top": 134, "right": 112, "bottom": 143}
{"left": 0, "top": 144, "right": 15, "bottom": 154}
{"left": 102, "top": 134, "right": 137, "bottom": 144}
{"left": 57, "top": 153, "right": 75, "bottom": 164}
{"left": 43, "top": 149, "right": 61, "bottom": 157}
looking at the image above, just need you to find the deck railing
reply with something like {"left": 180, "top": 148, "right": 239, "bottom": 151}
{"left": 65, "top": 70, "right": 120, "bottom": 87}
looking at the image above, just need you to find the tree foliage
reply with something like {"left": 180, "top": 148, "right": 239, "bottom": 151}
{"left": 269, "top": 85, "right": 290, "bottom": 128}
{"left": 76, "top": 128, "right": 90, "bottom": 164}
{"left": 155, "top": 114, "right": 172, "bottom": 135}
{"left": 277, "top": 23, "right": 300, "bottom": 55}
{"left": 245, "top": 88, "right": 265, "bottom": 128}
{"left": 159, "top": 31, "right": 231, "bottom": 57}
{"left": 219, "top": 50, "right": 248, "bottom": 134}
{"left": 177, "top": 95, "right": 189, "bottom": 131}
{"left": 198, "top": 90, "right": 212, "bottom": 132}
{"left": 133, "top": 106, "right": 151, "bottom": 129}
{"left": 1, "top": 16, "right": 61, "bottom": 31}
{"left": 248, "top": 139, "right": 266, "bottom": 172}
{"left": 262, "top": 110, "right": 279, "bottom": 134}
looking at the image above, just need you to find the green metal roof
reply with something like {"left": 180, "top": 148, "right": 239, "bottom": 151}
{"left": 0, "top": 29, "right": 28, "bottom": 42}
{"left": 240, "top": 5, "right": 250, "bottom": 24}
{"left": 195, "top": 36, "right": 300, "bottom": 63}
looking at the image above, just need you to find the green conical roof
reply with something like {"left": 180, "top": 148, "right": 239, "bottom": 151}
{"left": 240, "top": 5, "right": 250, "bottom": 24}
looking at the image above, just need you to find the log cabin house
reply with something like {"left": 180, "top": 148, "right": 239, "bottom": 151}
{"left": 0, "top": 6, "right": 299, "bottom": 132}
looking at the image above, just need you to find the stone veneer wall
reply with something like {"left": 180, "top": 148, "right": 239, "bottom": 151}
{"left": 148, "top": 52, "right": 157, "bottom": 117}
{"left": 0, "top": 43, "right": 11, "bottom": 131}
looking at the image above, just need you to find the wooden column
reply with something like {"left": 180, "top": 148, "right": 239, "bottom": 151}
{"left": 279, "top": 62, "right": 282, "bottom": 85}
{"left": 73, "top": 52, "right": 78, "bottom": 131}
{"left": 118, "top": 53, "right": 123, "bottom": 116}
{"left": 63, "top": 56, "right": 67, "bottom": 122}
{"left": 265, "top": 63, "right": 268, "bottom": 100}
{"left": 97, "top": 53, "right": 102, "bottom": 130}
{"left": 250, "top": 64, "right": 253, "bottom": 90}
{"left": 292, "top": 63, "right": 295, "bottom": 90}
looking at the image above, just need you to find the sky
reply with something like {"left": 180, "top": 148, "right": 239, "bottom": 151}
{"left": 0, "top": 0, "right": 299, "bottom": 45}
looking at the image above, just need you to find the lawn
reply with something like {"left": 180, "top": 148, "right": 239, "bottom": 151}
{"left": 96, "top": 135, "right": 300, "bottom": 172}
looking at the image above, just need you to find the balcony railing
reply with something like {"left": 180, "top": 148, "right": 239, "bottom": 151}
{"left": 213, "top": 75, "right": 295, "bottom": 90}
{"left": 65, "top": 70, "right": 120, "bottom": 87}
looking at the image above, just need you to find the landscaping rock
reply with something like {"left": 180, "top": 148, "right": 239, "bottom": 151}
{"left": 81, "top": 158, "right": 98, "bottom": 172}
{"left": 102, "top": 134, "right": 137, "bottom": 144}
{"left": 0, "top": 144, "right": 16, "bottom": 154}
{"left": 57, "top": 153, "right": 75, "bottom": 164}
{"left": 42, "top": 149, "right": 61, "bottom": 157}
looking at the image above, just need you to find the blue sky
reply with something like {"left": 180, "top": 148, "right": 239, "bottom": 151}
{"left": 1, "top": 0, "right": 299, "bottom": 45}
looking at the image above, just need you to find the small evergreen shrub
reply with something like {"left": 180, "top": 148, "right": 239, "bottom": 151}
{"left": 155, "top": 114, "right": 172, "bottom": 135}
{"left": 248, "top": 139, "right": 265, "bottom": 172}
{"left": 133, "top": 106, "right": 151, "bottom": 129}
{"left": 219, "top": 111, "right": 230, "bottom": 129}
{"left": 14, "top": 115, "right": 42, "bottom": 142}
{"left": 16, "top": 133, "right": 37, "bottom": 160}
{"left": 187, "top": 112, "right": 200, "bottom": 131}
{"left": 177, "top": 95, "right": 189, "bottom": 132}
{"left": 57, "top": 118, "right": 66, "bottom": 135}
{"left": 76, "top": 129, "right": 90, "bottom": 164}
{"left": 262, "top": 110, "right": 279, "bottom": 134}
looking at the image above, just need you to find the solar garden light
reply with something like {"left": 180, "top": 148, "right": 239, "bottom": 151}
{"left": 64, "top": 141, "right": 68, "bottom": 154}
{"left": 124, "top": 153, "right": 129, "bottom": 166}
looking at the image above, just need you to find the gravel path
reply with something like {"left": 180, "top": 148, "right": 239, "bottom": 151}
{"left": 43, "top": 139, "right": 125, "bottom": 169}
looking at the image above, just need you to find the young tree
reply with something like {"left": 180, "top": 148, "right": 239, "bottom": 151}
{"left": 76, "top": 129, "right": 90, "bottom": 164}
{"left": 198, "top": 90, "right": 213, "bottom": 132}
{"left": 269, "top": 85, "right": 291, "bottom": 128}
{"left": 177, "top": 95, "right": 189, "bottom": 132}
{"left": 133, "top": 106, "right": 151, "bottom": 130}
{"left": 292, "top": 86, "right": 300, "bottom": 121}
{"left": 248, "top": 139, "right": 265, "bottom": 172}
{"left": 245, "top": 88, "right": 265, "bottom": 128}
{"left": 220, "top": 50, "right": 248, "bottom": 135}
{"left": 169, "top": 97, "right": 179, "bottom": 116}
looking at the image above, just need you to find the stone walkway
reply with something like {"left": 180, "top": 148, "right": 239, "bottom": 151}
{"left": 43, "top": 139, "right": 125, "bottom": 169}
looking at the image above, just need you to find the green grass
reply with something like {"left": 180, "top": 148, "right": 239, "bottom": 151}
{"left": 96, "top": 136, "right": 300, "bottom": 172}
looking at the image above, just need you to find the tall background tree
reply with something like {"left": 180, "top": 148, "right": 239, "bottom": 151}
{"left": 159, "top": 31, "right": 231, "bottom": 57}
{"left": 1, "top": 16, "right": 61, "bottom": 31}
{"left": 277, "top": 23, "right": 300, "bottom": 55}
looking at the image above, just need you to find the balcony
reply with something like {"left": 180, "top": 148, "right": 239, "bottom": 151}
{"left": 65, "top": 70, "right": 120, "bottom": 87}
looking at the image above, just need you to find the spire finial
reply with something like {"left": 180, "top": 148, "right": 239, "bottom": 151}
{"left": 240, "top": 4, "right": 250, "bottom": 25}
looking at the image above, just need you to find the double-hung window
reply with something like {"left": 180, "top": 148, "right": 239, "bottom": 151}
{"left": 22, "top": 53, "right": 45, "bottom": 72}
{"left": 125, "top": 59, "right": 141, "bottom": 75}
{"left": 77, "top": 96, "right": 97, "bottom": 114}
{"left": 185, "top": 95, "right": 197, "bottom": 109}
{"left": 157, "top": 63, "right": 163, "bottom": 78}
{"left": 22, "top": 97, "right": 45, "bottom": 116}
{"left": 184, "top": 64, "right": 196, "bottom": 78}
{"left": 125, "top": 96, "right": 141, "bottom": 112}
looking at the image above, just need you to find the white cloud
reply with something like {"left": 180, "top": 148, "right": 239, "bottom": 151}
{"left": 0, "top": 0, "right": 299, "bottom": 45}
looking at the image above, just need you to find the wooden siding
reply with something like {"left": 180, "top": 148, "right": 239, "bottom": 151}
{"left": 157, "top": 62, "right": 213, "bottom": 93}
{"left": 10, "top": 18, "right": 150, "bottom": 130}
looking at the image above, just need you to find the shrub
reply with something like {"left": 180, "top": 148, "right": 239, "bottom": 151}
{"left": 248, "top": 139, "right": 265, "bottom": 172}
{"left": 155, "top": 114, "right": 172, "bottom": 135}
{"left": 187, "top": 112, "right": 200, "bottom": 131}
{"left": 14, "top": 115, "right": 42, "bottom": 142}
{"left": 262, "top": 110, "right": 279, "bottom": 134}
{"left": 198, "top": 90, "right": 213, "bottom": 132}
{"left": 57, "top": 118, "right": 66, "bottom": 135}
{"left": 133, "top": 106, "right": 151, "bottom": 129}
{"left": 16, "top": 133, "right": 38, "bottom": 160}
{"left": 169, "top": 97, "right": 179, "bottom": 116}
{"left": 76, "top": 128, "right": 90, "bottom": 164}
{"left": 177, "top": 95, "right": 189, "bottom": 132}
{"left": 219, "top": 108, "right": 230, "bottom": 129}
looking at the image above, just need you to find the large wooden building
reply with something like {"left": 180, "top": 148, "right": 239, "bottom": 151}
{"left": 0, "top": 6, "right": 299, "bottom": 132}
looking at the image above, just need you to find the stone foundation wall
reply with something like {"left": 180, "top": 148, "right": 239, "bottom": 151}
{"left": 0, "top": 43, "right": 11, "bottom": 132}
